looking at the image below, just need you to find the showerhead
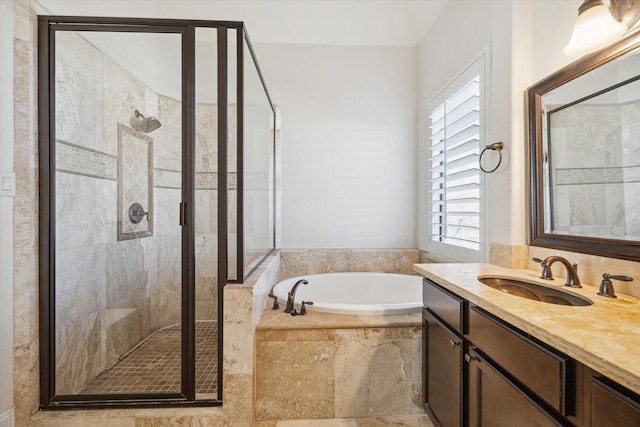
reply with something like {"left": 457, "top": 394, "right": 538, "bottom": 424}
{"left": 132, "top": 109, "right": 161, "bottom": 133}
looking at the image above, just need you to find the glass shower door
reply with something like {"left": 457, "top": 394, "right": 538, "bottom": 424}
{"left": 52, "top": 28, "right": 185, "bottom": 397}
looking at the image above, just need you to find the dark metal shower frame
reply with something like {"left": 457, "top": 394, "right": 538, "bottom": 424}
{"left": 37, "top": 15, "right": 276, "bottom": 410}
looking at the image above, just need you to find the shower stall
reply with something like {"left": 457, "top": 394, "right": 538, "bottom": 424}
{"left": 38, "top": 16, "right": 276, "bottom": 408}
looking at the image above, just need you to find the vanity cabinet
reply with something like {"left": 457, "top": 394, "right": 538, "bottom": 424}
{"left": 466, "top": 307, "right": 570, "bottom": 427}
{"left": 466, "top": 347, "right": 563, "bottom": 426}
{"left": 422, "top": 278, "right": 467, "bottom": 426}
{"left": 422, "top": 277, "right": 640, "bottom": 427}
{"left": 590, "top": 376, "right": 640, "bottom": 426}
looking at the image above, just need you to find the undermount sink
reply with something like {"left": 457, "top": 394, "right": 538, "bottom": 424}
{"left": 477, "top": 277, "right": 593, "bottom": 307}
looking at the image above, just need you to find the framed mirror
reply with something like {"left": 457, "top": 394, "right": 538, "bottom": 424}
{"left": 528, "top": 29, "right": 640, "bottom": 261}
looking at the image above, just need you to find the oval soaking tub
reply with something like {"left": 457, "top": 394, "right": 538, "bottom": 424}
{"left": 271, "top": 272, "right": 423, "bottom": 315}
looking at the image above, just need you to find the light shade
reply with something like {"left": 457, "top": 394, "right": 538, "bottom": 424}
{"left": 563, "top": 1, "right": 627, "bottom": 56}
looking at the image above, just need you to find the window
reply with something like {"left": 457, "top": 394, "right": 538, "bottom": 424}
{"left": 428, "top": 54, "right": 488, "bottom": 262}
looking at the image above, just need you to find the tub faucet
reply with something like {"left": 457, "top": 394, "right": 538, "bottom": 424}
{"left": 533, "top": 256, "right": 581, "bottom": 288}
{"left": 284, "top": 279, "right": 308, "bottom": 313}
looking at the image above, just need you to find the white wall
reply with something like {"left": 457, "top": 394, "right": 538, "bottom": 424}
{"left": 417, "top": 0, "right": 517, "bottom": 257}
{"left": 417, "top": 0, "right": 584, "bottom": 254}
{"left": 255, "top": 43, "right": 418, "bottom": 249}
{"left": 531, "top": 1, "right": 576, "bottom": 83}
{"left": 0, "top": 0, "right": 15, "bottom": 425}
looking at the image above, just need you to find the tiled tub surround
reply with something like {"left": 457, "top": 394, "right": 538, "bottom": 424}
{"left": 414, "top": 262, "right": 640, "bottom": 396}
{"left": 278, "top": 249, "right": 420, "bottom": 280}
{"left": 255, "top": 309, "right": 427, "bottom": 423}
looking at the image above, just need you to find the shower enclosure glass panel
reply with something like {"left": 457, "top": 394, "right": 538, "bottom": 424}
{"left": 242, "top": 34, "right": 276, "bottom": 277}
{"left": 40, "top": 16, "right": 276, "bottom": 409}
{"left": 194, "top": 27, "right": 219, "bottom": 399}
{"left": 227, "top": 29, "right": 239, "bottom": 281}
{"left": 53, "top": 30, "right": 183, "bottom": 396}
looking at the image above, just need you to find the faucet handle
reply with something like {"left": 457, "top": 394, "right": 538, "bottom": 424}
{"left": 606, "top": 274, "right": 633, "bottom": 282}
{"left": 598, "top": 273, "right": 633, "bottom": 299}
{"left": 300, "top": 301, "right": 314, "bottom": 316}
{"left": 532, "top": 257, "right": 544, "bottom": 264}
{"left": 268, "top": 293, "right": 280, "bottom": 310}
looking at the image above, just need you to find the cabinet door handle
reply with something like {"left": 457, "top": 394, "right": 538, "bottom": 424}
{"left": 464, "top": 353, "right": 476, "bottom": 363}
{"left": 449, "top": 339, "right": 460, "bottom": 348}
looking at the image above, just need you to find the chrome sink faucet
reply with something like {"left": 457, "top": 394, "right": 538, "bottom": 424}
{"left": 284, "top": 279, "right": 308, "bottom": 313}
{"left": 532, "top": 256, "right": 581, "bottom": 288}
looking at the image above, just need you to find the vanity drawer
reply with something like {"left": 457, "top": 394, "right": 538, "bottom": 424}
{"left": 423, "top": 278, "right": 466, "bottom": 334}
{"left": 469, "top": 306, "right": 571, "bottom": 416}
{"left": 590, "top": 377, "right": 640, "bottom": 426}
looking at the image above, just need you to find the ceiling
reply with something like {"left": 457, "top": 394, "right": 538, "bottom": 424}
{"left": 35, "top": 0, "right": 448, "bottom": 47}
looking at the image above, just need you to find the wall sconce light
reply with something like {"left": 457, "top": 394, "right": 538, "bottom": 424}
{"left": 563, "top": 0, "right": 640, "bottom": 56}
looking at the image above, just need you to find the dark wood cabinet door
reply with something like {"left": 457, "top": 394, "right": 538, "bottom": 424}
{"left": 591, "top": 377, "right": 640, "bottom": 427}
{"left": 468, "top": 306, "right": 571, "bottom": 415}
{"left": 467, "top": 348, "right": 566, "bottom": 427}
{"left": 423, "top": 308, "right": 464, "bottom": 427}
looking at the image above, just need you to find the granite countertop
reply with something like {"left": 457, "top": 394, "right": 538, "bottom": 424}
{"left": 414, "top": 263, "right": 640, "bottom": 395}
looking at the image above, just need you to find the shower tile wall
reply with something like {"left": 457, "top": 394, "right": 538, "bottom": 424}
{"left": 622, "top": 100, "right": 640, "bottom": 237}
{"left": 53, "top": 30, "right": 220, "bottom": 393}
{"left": 118, "top": 124, "right": 153, "bottom": 239}
{"left": 195, "top": 103, "right": 219, "bottom": 321}
{"left": 55, "top": 30, "right": 154, "bottom": 394}
{"left": 549, "top": 101, "right": 640, "bottom": 239}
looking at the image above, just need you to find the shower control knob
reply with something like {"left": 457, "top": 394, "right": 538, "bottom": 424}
{"left": 128, "top": 202, "right": 149, "bottom": 224}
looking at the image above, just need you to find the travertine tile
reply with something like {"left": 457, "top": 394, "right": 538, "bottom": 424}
{"left": 279, "top": 249, "right": 420, "bottom": 280}
{"left": 32, "top": 417, "right": 136, "bottom": 427}
{"left": 223, "top": 286, "right": 254, "bottom": 376}
{"left": 14, "top": 342, "right": 38, "bottom": 427}
{"left": 355, "top": 415, "right": 435, "bottom": 427}
{"left": 490, "top": 242, "right": 529, "bottom": 269}
{"left": 350, "top": 250, "right": 418, "bottom": 275}
{"left": 277, "top": 419, "right": 357, "bottom": 427}
{"left": 529, "top": 245, "right": 640, "bottom": 298}
{"left": 256, "top": 328, "right": 336, "bottom": 342}
{"left": 334, "top": 329, "right": 418, "bottom": 418}
{"left": 221, "top": 373, "right": 252, "bottom": 427}
{"left": 255, "top": 339, "right": 335, "bottom": 420}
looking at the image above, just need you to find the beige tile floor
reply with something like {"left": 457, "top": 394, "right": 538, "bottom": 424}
{"left": 81, "top": 321, "right": 217, "bottom": 395}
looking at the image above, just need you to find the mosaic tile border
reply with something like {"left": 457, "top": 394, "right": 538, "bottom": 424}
{"left": 555, "top": 167, "right": 623, "bottom": 185}
{"left": 154, "top": 169, "right": 237, "bottom": 190}
{"left": 55, "top": 139, "right": 118, "bottom": 181}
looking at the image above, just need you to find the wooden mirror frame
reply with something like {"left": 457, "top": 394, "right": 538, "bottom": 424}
{"left": 527, "top": 29, "right": 640, "bottom": 261}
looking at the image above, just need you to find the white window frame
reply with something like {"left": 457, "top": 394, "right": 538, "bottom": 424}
{"left": 426, "top": 50, "right": 490, "bottom": 263}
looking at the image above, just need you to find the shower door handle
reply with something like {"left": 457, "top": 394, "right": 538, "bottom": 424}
{"left": 179, "top": 202, "right": 186, "bottom": 225}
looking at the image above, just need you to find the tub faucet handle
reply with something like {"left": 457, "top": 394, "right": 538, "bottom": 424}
{"left": 268, "top": 293, "right": 280, "bottom": 310}
{"left": 300, "top": 301, "right": 313, "bottom": 316}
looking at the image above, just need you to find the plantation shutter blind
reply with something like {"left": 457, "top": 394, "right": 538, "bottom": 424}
{"left": 428, "top": 55, "right": 485, "bottom": 261}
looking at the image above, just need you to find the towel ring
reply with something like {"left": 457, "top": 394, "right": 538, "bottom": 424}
{"left": 479, "top": 142, "right": 503, "bottom": 173}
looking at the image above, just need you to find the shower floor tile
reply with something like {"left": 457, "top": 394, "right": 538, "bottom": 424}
{"left": 82, "top": 321, "right": 218, "bottom": 395}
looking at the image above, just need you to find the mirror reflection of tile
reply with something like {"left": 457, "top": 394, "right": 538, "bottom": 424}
{"left": 118, "top": 123, "right": 153, "bottom": 241}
